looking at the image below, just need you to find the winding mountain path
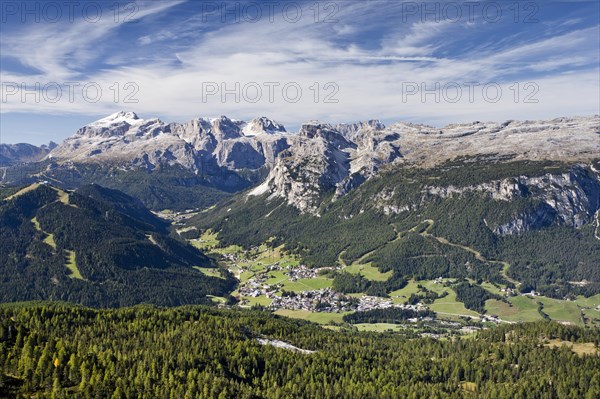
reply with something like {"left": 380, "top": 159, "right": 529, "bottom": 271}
{"left": 419, "top": 220, "right": 520, "bottom": 287}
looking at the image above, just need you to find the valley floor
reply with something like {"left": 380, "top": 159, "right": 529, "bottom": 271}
{"left": 188, "top": 228, "right": 600, "bottom": 334}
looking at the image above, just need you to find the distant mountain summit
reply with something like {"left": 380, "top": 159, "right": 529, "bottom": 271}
{"left": 48, "top": 112, "right": 291, "bottom": 172}
{"left": 242, "top": 117, "right": 287, "bottom": 136}
{"left": 0, "top": 142, "right": 54, "bottom": 166}
{"left": 3, "top": 113, "right": 598, "bottom": 213}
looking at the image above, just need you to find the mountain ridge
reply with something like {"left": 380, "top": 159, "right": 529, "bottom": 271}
{"left": 0, "top": 182, "right": 236, "bottom": 306}
{"left": 2, "top": 113, "right": 598, "bottom": 215}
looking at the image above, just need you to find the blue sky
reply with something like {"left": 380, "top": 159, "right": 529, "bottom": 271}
{"left": 1, "top": 0, "right": 599, "bottom": 144}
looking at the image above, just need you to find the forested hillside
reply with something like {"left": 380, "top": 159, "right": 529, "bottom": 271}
{"left": 0, "top": 184, "right": 236, "bottom": 307}
{"left": 190, "top": 159, "right": 600, "bottom": 298}
{"left": 0, "top": 303, "right": 598, "bottom": 398}
{"left": 1, "top": 162, "right": 253, "bottom": 211}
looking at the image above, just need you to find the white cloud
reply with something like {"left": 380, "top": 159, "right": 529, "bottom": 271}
{"left": 1, "top": 1, "right": 598, "bottom": 130}
{"left": 0, "top": 0, "right": 186, "bottom": 80}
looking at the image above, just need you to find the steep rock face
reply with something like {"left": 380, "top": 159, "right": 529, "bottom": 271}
{"left": 48, "top": 112, "right": 291, "bottom": 173}
{"left": 252, "top": 115, "right": 598, "bottom": 214}
{"left": 211, "top": 116, "right": 243, "bottom": 141}
{"left": 494, "top": 167, "right": 600, "bottom": 234}
{"left": 251, "top": 122, "right": 356, "bottom": 213}
{"left": 214, "top": 135, "right": 290, "bottom": 170}
{"left": 335, "top": 120, "right": 385, "bottom": 141}
{"left": 337, "top": 129, "right": 402, "bottom": 198}
{"left": 419, "top": 165, "right": 600, "bottom": 234}
{"left": 168, "top": 118, "right": 215, "bottom": 153}
{"left": 251, "top": 121, "right": 404, "bottom": 211}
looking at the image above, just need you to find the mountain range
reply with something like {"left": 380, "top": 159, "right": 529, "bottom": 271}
{"left": 1, "top": 112, "right": 599, "bottom": 304}
{"left": 3, "top": 112, "right": 598, "bottom": 211}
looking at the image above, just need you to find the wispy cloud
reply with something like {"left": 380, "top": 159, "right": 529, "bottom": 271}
{"left": 1, "top": 0, "right": 186, "bottom": 79}
{"left": 1, "top": 0, "right": 598, "bottom": 134}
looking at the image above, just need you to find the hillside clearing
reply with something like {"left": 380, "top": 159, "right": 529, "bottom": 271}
{"left": 65, "top": 251, "right": 84, "bottom": 280}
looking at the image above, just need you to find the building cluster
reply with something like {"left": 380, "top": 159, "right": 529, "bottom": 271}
{"left": 270, "top": 289, "right": 357, "bottom": 312}
{"left": 287, "top": 264, "right": 319, "bottom": 280}
{"left": 498, "top": 287, "right": 517, "bottom": 296}
{"left": 238, "top": 273, "right": 280, "bottom": 298}
{"left": 357, "top": 296, "right": 427, "bottom": 312}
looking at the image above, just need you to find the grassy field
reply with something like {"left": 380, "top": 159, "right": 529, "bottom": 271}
{"left": 419, "top": 280, "right": 482, "bottom": 318}
{"left": 420, "top": 279, "right": 455, "bottom": 294}
{"left": 31, "top": 217, "right": 41, "bottom": 231}
{"left": 344, "top": 263, "right": 393, "bottom": 281}
{"left": 192, "top": 266, "right": 225, "bottom": 279}
{"left": 241, "top": 295, "right": 273, "bottom": 307}
{"left": 43, "top": 234, "right": 57, "bottom": 250}
{"left": 190, "top": 230, "right": 220, "bottom": 250}
{"left": 281, "top": 278, "right": 333, "bottom": 292}
{"left": 55, "top": 188, "right": 70, "bottom": 205}
{"left": 252, "top": 244, "right": 301, "bottom": 268}
{"left": 389, "top": 280, "right": 422, "bottom": 303}
{"left": 264, "top": 269, "right": 333, "bottom": 293}
{"left": 479, "top": 282, "right": 505, "bottom": 296}
{"left": 486, "top": 296, "right": 542, "bottom": 322}
{"left": 486, "top": 295, "right": 600, "bottom": 326}
{"left": 388, "top": 279, "right": 479, "bottom": 317}
{"left": 31, "top": 217, "right": 57, "bottom": 250}
{"left": 429, "top": 289, "right": 480, "bottom": 317}
{"left": 207, "top": 295, "right": 227, "bottom": 304}
{"left": 64, "top": 250, "right": 84, "bottom": 280}
{"left": 486, "top": 299, "right": 520, "bottom": 319}
{"left": 545, "top": 339, "right": 599, "bottom": 356}
{"left": 536, "top": 297, "right": 583, "bottom": 326}
{"left": 191, "top": 231, "right": 244, "bottom": 255}
{"left": 574, "top": 294, "right": 600, "bottom": 308}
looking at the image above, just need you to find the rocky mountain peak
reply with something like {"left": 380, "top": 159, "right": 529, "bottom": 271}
{"left": 73, "top": 111, "right": 146, "bottom": 139}
{"left": 335, "top": 120, "right": 386, "bottom": 139}
{"left": 298, "top": 121, "right": 354, "bottom": 149}
{"left": 211, "top": 116, "right": 242, "bottom": 140}
{"left": 40, "top": 141, "right": 58, "bottom": 151}
{"left": 23, "top": 113, "right": 599, "bottom": 216}
{"left": 298, "top": 121, "right": 332, "bottom": 138}
{"left": 92, "top": 111, "right": 140, "bottom": 126}
{"left": 242, "top": 117, "right": 286, "bottom": 136}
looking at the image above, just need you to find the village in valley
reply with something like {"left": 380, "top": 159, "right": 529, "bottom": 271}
{"left": 186, "top": 229, "right": 600, "bottom": 334}
{"left": 182, "top": 230, "right": 478, "bottom": 333}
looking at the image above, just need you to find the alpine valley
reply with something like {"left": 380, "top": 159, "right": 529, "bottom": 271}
{"left": 2, "top": 112, "right": 600, "bottom": 398}
{"left": 2, "top": 112, "right": 599, "bottom": 322}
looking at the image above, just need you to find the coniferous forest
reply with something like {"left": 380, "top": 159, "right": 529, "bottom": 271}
{"left": 0, "top": 185, "right": 236, "bottom": 307}
{"left": 0, "top": 303, "right": 599, "bottom": 399}
{"left": 1, "top": 0, "right": 599, "bottom": 397}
